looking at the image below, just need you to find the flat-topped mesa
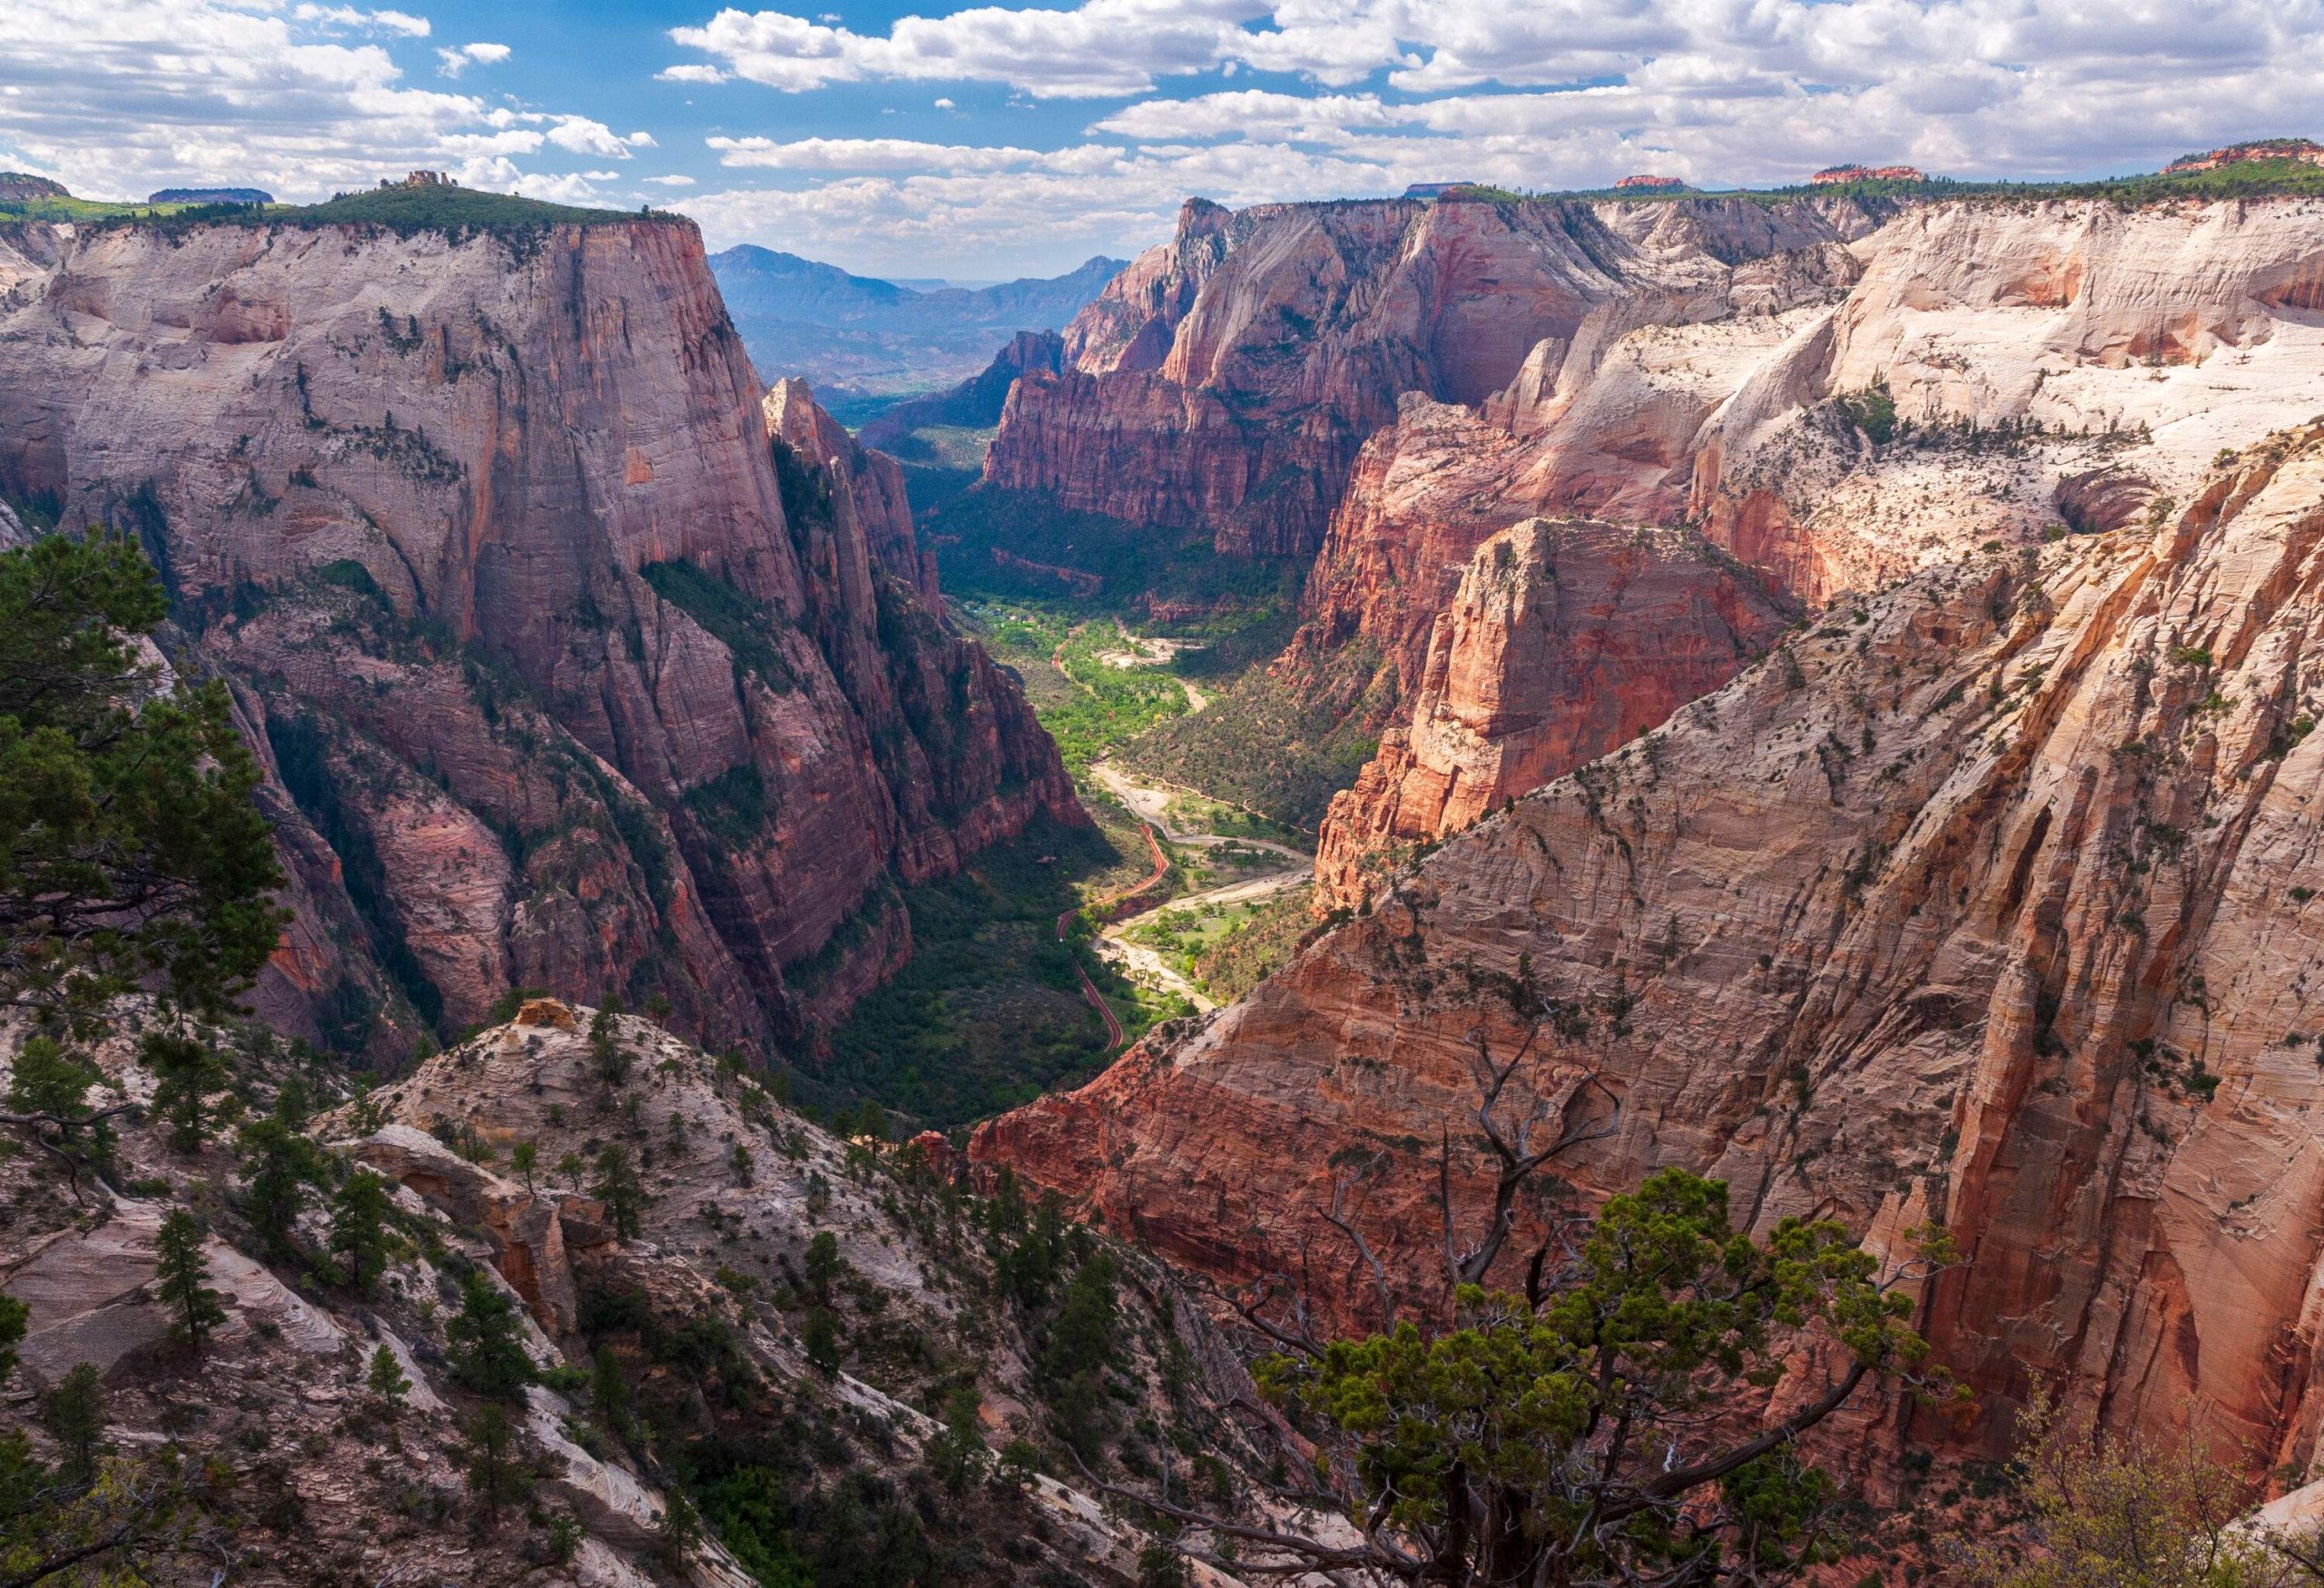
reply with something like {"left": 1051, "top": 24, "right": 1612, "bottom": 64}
{"left": 2167, "top": 138, "right": 2324, "bottom": 173}
{"left": 980, "top": 425, "right": 2324, "bottom": 1489}
{"left": 1613, "top": 173, "right": 1687, "bottom": 192}
{"left": 0, "top": 214, "right": 1074, "bottom": 1061}
{"left": 1811, "top": 163, "right": 1927, "bottom": 184}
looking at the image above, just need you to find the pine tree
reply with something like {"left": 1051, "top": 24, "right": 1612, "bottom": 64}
{"left": 0, "top": 1293, "right": 25, "bottom": 1386}
{"left": 330, "top": 1168, "right": 395, "bottom": 1294}
{"left": 460, "top": 1403, "right": 530, "bottom": 1518}
{"left": 589, "top": 1346, "right": 631, "bottom": 1435}
{"left": 928, "top": 1383, "right": 986, "bottom": 1494}
{"left": 803, "top": 1307, "right": 841, "bottom": 1376}
{"left": 0, "top": 533, "right": 284, "bottom": 1024}
{"left": 803, "top": 1230, "right": 842, "bottom": 1305}
{"left": 590, "top": 1143, "right": 645, "bottom": 1240}
{"left": 143, "top": 1031, "right": 227, "bottom": 1154}
{"left": 364, "top": 1343, "right": 410, "bottom": 1413}
{"left": 153, "top": 1208, "right": 225, "bottom": 1352}
{"left": 39, "top": 1364, "right": 105, "bottom": 1485}
{"left": 655, "top": 1489, "right": 702, "bottom": 1569}
{"left": 236, "top": 1112, "right": 328, "bottom": 1258}
{"left": 447, "top": 1270, "right": 534, "bottom": 1401}
{"left": 509, "top": 1140, "right": 537, "bottom": 1191}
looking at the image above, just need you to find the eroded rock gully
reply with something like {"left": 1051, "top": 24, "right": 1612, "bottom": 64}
{"left": 980, "top": 426, "right": 2324, "bottom": 1478}
{"left": 0, "top": 216, "right": 1075, "bottom": 1061}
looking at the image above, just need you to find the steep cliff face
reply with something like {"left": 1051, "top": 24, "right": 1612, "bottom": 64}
{"left": 1248, "top": 194, "right": 2324, "bottom": 883}
{"left": 0, "top": 216, "right": 1075, "bottom": 1060}
{"left": 1312, "top": 515, "right": 1794, "bottom": 904}
{"left": 980, "top": 423, "right": 2324, "bottom": 1479}
{"left": 985, "top": 193, "right": 1887, "bottom": 558}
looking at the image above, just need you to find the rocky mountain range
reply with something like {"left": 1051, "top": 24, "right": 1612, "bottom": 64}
{"left": 0, "top": 208, "right": 1076, "bottom": 1067}
{"left": 970, "top": 183, "right": 2324, "bottom": 1482}
{"left": 707, "top": 246, "right": 1119, "bottom": 410}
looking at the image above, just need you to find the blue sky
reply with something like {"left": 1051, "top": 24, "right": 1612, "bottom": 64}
{"left": 3, "top": 0, "right": 2319, "bottom": 279}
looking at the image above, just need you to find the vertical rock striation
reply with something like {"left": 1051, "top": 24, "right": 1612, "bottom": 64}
{"left": 0, "top": 214, "right": 1076, "bottom": 1060}
{"left": 1312, "top": 516, "right": 1795, "bottom": 905}
{"left": 980, "top": 424, "right": 2324, "bottom": 1480}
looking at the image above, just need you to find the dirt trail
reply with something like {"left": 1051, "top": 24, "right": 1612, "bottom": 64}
{"left": 1055, "top": 821, "right": 1167, "bottom": 1052}
{"left": 1096, "top": 866, "right": 1309, "bottom": 1013}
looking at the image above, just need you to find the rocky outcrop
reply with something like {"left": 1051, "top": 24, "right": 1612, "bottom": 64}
{"left": 1232, "top": 192, "right": 2324, "bottom": 879}
{"left": 980, "top": 423, "right": 2324, "bottom": 1484}
{"left": 986, "top": 193, "right": 1890, "bottom": 558}
{"left": 0, "top": 215, "right": 1076, "bottom": 1060}
{"left": 1312, "top": 516, "right": 1794, "bottom": 905}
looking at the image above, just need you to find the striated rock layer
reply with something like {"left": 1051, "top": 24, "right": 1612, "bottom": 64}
{"left": 981, "top": 424, "right": 2324, "bottom": 1483}
{"left": 1312, "top": 515, "right": 1795, "bottom": 904}
{"left": 0, "top": 216, "right": 1075, "bottom": 1060}
{"left": 1215, "top": 193, "right": 2324, "bottom": 883}
{"left": 986, "top": 192, "right": 1888, "bottom": 558}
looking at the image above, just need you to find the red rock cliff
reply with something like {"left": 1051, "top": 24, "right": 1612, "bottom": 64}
{"left": 980, "top": 424, "right": 2324, "bottom": 1482}
{"left": 984, "top": 193, "right": 1887, "bottom": 558}
{"left": 0, "top": 215, "right": 1076, "bottom": 1060}
{"left": 1312, "top": 515, "right": 1794, "bottom": 905}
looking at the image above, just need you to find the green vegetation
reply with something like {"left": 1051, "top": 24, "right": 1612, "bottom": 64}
{"left": 1433, "top": 153, "right": 2324, "bottom": 211}
{"left": 1, "top": 533, "right": 284, "bottom": 1026}
{"left": 1202, "top": 1168, "right": 1963, "bottom": 1583}
{"left": 1125, "top": 645, "right": 1390, "bottom": 830}
{"left": 12, "top": 182, "right": 656, "bottom": 239}
{"left": 805, "top": 813, "right": 1163, "bottom": 1129}
{"left": 641, "top": 558, "right": 800, "bottom": 695}
{"left": 929, "top": 485, "right": 1297, "bottom": 618}
{"left": 1839, "top": 378, "right": 1899, "bottom": 445}
{"left": 968, "top": 606, "right": 1190, "bottom": 774}
{"left": 1189, "top": 888, "right": 1318, "bottom": 1002}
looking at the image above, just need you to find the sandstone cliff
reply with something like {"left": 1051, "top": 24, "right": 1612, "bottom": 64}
{"left": 1152, "top": 193, "right": 2324, "bottom": 882}
{"left": 0, "top": 215, "right": 1075, "bottom": 1061}
{"left": 980, "top": 422, "right": 2324, "bottom": 1483}
{"left": 985, "top": 193, "right": 1888, "bottom": 558}
{"left": 1312, "top": 515, "right": 1794, "bottom": 903}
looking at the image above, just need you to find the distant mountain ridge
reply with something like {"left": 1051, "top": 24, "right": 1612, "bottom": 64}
{"left": 708, "top": 244, "right": 1123, "bottom": 406}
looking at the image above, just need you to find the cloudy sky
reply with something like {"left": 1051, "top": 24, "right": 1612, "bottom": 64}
{"left": 1, "top": 0, "right": 2317, "bottom": 280}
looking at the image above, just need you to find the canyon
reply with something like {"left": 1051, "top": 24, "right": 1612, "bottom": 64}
{"left": 986, "top": 191, "right": 2324, "bottom": 888}
{"left": 0, "top": 209, "right": 1075, "bottom": 1066}
{"left": 973, "top": 188, "right": 2324, "bottom": 1480}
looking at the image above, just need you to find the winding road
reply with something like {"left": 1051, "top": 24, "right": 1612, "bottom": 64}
{"left": 1055, "top": 820, "right": 1167, "bottom": 1053}
{"left": 1043, "top": 618, "right": 1315, "bottom": 1042}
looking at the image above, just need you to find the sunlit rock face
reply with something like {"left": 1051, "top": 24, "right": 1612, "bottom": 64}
{"left": 983, "top": 423, "right": 2324, "bottom": 1484}
{"left": 0, "top": 216, "right": 1074, "bottom": 1060}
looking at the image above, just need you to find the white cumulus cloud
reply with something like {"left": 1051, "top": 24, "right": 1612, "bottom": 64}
{"left": 437, "top": 41, "right": 511, "bottom": 76}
